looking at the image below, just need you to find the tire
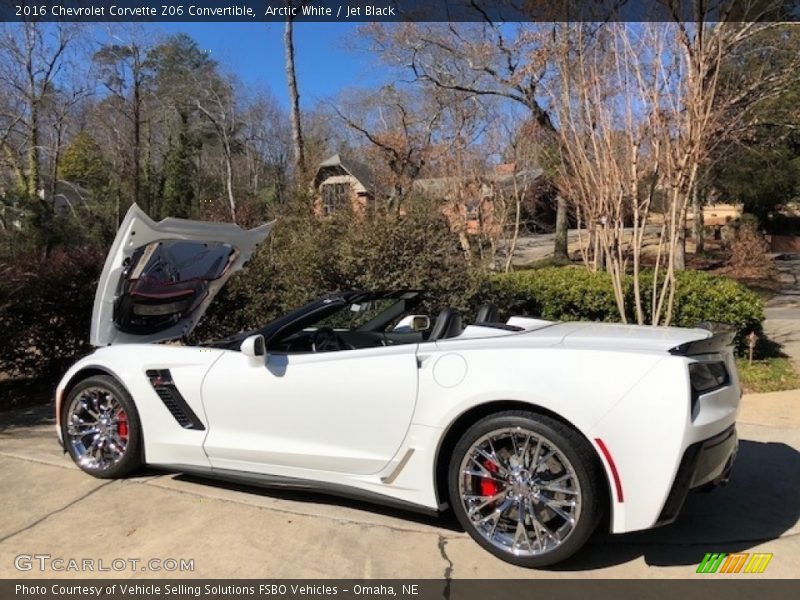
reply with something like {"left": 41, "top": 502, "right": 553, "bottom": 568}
{"left": 61, "top": 375, "right": 143, "bottom": 479}
{"left": 448, "top": 410, "right": 604, "bottom": 568}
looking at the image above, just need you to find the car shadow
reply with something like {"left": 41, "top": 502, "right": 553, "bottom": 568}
{"left": 170, "top": 438, "right": 798, "bottom": 563}
{"left": 555, "top": 439, "right": 800, "bottom": 570}
{"left": 171, "top": 471, "right": 463, "bottom": 532}
{"left": 4, "top": 400, "right": 795, "bottom": 569}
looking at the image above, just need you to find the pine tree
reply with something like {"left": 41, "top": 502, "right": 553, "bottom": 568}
{"left": 160, "top": 111, "right": 195, "bottom": 219}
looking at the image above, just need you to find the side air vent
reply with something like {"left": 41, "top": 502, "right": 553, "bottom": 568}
{"left": 146, "top": 369, "right": 205, "bottom": 430}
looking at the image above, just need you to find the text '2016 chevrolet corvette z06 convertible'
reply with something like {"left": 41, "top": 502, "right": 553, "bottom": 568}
{"left": 55, "top": 205, "right": 741, "bottom": 568}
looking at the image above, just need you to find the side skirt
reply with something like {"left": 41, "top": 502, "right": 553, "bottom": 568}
{"left": 153, "top": 464, "right": 441, "bottom": 517}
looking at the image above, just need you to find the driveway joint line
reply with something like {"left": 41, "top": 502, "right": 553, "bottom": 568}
{"left": 0, "top": 481, "right": 113, "bottom": 545}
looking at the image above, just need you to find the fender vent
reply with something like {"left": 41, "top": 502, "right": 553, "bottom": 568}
{"left": 146, "top": 369, "right": 205, "bottom": 430}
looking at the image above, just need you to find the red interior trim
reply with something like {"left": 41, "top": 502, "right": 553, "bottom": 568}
{"left": 595, "top": 438, "right": 624, "bottom": 503}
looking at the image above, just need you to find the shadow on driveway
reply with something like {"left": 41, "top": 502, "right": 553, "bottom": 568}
{"left": 2, "top": 402, "right": 796, "bottom": 571}
{"left": 560, "top": 439, "right": 800, "bottom": 570}
{"left": 171, "top": 471, "right": 463, "bottom": 532}
{"left": 173, "top": 438, "right": 799, "bottom": 566}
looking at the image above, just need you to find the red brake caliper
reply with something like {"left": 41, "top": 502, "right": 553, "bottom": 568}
{"left": 480, "top": 459, "right": 499, "bottom": 497}
{"left": 117, "top": 410, "right": 129, "bottom": 441}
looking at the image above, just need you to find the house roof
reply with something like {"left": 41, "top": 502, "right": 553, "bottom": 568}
{"left": 314, "top": 154, "right": 383, "bottom": 196}
{"left": 412, "top": 166, "right": 543, "bottom": 198}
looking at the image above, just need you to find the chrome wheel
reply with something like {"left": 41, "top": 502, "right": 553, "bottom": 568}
{"left": 65, "top": 386, "right": 130, "bottom": 471}
{"left": 458, "top": 426, "right": 582, "bottom": 557}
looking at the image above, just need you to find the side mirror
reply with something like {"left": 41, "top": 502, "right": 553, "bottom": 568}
{"left": 411, "top": 315, "right": 431, "bottom": 332}
{"left": 392, "top": 315, "right": 431, "bottom": 333}
{"left": 240, "top": 334, "right": 266, "bottom": 363}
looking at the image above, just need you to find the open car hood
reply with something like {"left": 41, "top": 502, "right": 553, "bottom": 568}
{"left": 91, "top": 204, "right": 272, "bottom": 346}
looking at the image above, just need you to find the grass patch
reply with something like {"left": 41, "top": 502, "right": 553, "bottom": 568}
{"left": 736, "top": 357, "right": 800, "bottom": 394}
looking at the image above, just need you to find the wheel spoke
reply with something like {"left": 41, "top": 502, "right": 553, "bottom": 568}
{"left": 482, "top": 496, "right": 514, "bottom": 539}
{"left": 540, "top": 484, "right": 578, "bottom": 496}
{"left": 68, "top": 425, "right": 99, "bottom": 437}
{"left": 475, "top": 448, "right": 508, "bottom": 473}
{"left": 541, "top": 496, "right": 576, "bottom": 524}
{"left": 534, "top": 448, "right": 557, "bottom": 471}
{"left": 530, "top": 508, "right": 558, "bottom": 546}
{"left": 462, "top": 468, "right": 506, "bottom": 483}
{"left": 510, "top": 430, "right": 519, "bottom": 458}
{"left": 466, "top": 490, "right": 507, "bottom": 515}
{"left": 477, "top": 445, "right": 508, "bottom": 475}
{"left": 514, "top": 497, "right": 534, "bottom": 552}
{"left": 528, "top": 436, "right": 543, "bottom": 469}
{"left": 519, "top": 433, "right": 532, "bottom": 464}
{"left": 525, "top": 499, "right": 544, "bottom": 550}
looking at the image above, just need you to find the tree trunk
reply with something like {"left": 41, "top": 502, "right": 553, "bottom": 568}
{"left": 143, "top": 120, "right": 153, "bottom": 215}
{"left": 27, "top": 105, "right": 40, "bottom": 201}
{"left": 132, "top": 69, "right": 141, "bottom": 208}
{"left": 675, "top": 219, "right": 686, "bottom": 270}
{"left": 553, "top": 194, "right": 569, "bottom": 262}
{"left": 224, "top": 142, "right": 236, "bottom": 223}
{"left": 692, "top": 185, "right": 704, "bottom": 254}
{"left": 284, "top": 17, "right": 305, "bottom": 179}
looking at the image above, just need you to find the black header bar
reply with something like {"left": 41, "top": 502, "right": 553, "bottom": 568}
{"left": 1, "top": 0, "right": 799, "bottom": 23}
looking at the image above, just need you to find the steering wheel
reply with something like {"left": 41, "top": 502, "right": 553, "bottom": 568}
{"left": 311, "top": 327, "right": 349, "bottom": 352}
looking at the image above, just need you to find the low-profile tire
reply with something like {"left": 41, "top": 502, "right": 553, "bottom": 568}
{"left": 448, "top": 410, "right": 604, "bottom": 568}
{"left": 61, "top": 375, "right": 143, "bottom": 479}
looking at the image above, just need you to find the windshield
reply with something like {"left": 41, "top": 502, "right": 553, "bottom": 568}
{"left": 203, "top": 290, "right": 426, "bottom": 352}
{"left": 313, "top": 298, "right": 403, "bottom": 330}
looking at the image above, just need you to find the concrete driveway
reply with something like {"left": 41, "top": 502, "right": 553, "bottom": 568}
{"left": 0, "top": 393, "right": 798, "bottom": 579}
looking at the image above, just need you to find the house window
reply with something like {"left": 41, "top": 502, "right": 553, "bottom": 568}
{"left": 322, "top": 183, "right": 349, "bottom": 215}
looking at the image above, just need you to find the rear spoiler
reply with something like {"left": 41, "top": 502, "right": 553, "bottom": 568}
{"left": 668, "top": 322, "right": 737, "bottom": 356}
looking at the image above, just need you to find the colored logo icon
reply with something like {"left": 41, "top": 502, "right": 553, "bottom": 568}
{"left": 696, "top": 552, "right": 773, "bottom": 574}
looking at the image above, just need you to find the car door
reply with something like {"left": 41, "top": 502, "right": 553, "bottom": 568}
{"left": 200, "top": 343, "right": 419, "bottom": 476}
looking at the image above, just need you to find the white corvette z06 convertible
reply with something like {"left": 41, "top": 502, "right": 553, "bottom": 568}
{"left": 56, "top": 205, "right": 741, "bottom": 567}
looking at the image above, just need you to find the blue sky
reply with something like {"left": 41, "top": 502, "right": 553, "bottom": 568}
{"left": 156, "top": 22, "right": 387, "bottom": 108}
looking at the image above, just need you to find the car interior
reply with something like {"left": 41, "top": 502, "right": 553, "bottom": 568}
{"left": 267, "top": 301, "right": 512, "bottom": 355}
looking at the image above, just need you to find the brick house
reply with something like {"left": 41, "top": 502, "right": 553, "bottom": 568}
{"left": 311, "top": 153, "right": 547, "bottom": 235}
{"left": 311, "top": 154, "right": 382, "bottom": 216}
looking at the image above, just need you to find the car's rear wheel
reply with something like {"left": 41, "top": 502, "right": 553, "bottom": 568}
{"left": 448, "top": 411, "right": 603, "bottom": 568}
{"left": 62, "top": 375, "right": 143, "bottom": 478}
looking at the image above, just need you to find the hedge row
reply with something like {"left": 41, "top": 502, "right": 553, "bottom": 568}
{"left": 0, "top": 248, "right": 104, "bottom": 380}
{"left": 480, "top": 267, "right": 764, "bottom": 353}
{"left": 0, "top": 254, "right": 763, "bottom": 381}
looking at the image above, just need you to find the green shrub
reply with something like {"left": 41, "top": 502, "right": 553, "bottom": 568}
{"left": 668, "top": 270, "right": 764, "bottom": 347}
{"left": 193, "top": 199, "right": 483, "bottom": 341}
{"left": 482, "top": 267, "right": 763, "bottom": 354}
{"left": 480, "top": 267, "right": 623, "bottom": 323}
{"left": 0, "top": 248, "right": 104, "bottom": 379}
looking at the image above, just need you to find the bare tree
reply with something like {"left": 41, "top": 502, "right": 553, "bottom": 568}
{"left": 239, "top": 90, "right": 290, "bottom": 204}
{"left": 93, "top": 28, "right": 153, "bottom": 211}
{"left": 0, "top": 23, "right": 78, "bottom": 201}
{"left": 195, "top": 77, "right": 240, "bottom": 222}
{"left": 332, "top": 86, "right": 445, "bottom": 214}
{"left": 548, "top": 11, "right": 800, "bottom": 326}
{"left": 361, "top": 22, "right": 579, "bottom": 260}
{"left": 284, "top": 12, "right": 305, "bottom": 178}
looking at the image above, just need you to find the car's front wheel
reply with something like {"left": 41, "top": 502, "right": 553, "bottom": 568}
{"left": 62, "top": 375, "right": 143, "bottom": 478}
{"left": 448, "top": 411, "right": 604, "bottom": 568}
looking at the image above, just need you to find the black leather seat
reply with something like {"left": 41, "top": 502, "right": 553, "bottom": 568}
{"left": 475, "top": 303, "right": 499, "bottom": 323}
{"left": 429, "top": 308, "right": 463, "bottom": 341}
